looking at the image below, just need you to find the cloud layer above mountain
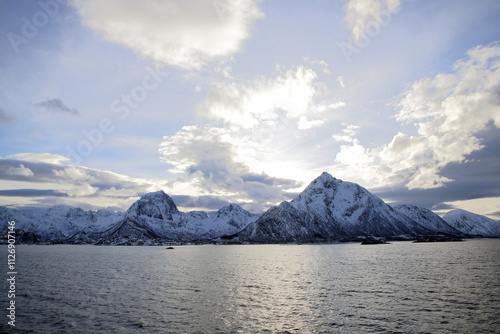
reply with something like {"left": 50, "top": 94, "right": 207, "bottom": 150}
{"left": 72, "top": 0, "right": 264, "bottom": 70}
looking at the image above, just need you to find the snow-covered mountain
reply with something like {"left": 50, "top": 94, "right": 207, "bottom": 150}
{"left": 393, "top": 204, "right": 463, "bottom": 235}
{"left": 3, "top": 176, "right": 496, "bottom": 244}
{"left": 0, "top": 205, "right": 123, "bottom": 243}
{"left": 226, "top": 172, "right": 433, "bottom": 243}
{"left": 97, "top": 191, "right": 200, "bottom": 244}
{"left": 443, "top": 209, "right": 500, "bottom": 237}
{"left": 187, "top": 203, "right": 260, "bottom": 239}
{"left": 98, "top": 192, "right": 260, "bottom": 244}
{"left": 0, "top": 191, "right": 259, "bottom": 244}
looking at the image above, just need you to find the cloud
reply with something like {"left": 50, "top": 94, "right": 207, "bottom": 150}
{"left": 159, "top": 64, "right": 352, "bottom": 210}
{"left": 197, "top": 65, "right": 320, "bottom": 128}
{"left": 332, "top": 123, "right": 359, "bottom": 142}
{"left": 298, "top": 116, "right": 325, "bottom": 130}
{"left": 333, "top": 42, "right": 500, "bottom": 190}
{"left": 344, "top": 0, "right": 402, "bottom": 43}
{"left": 34, "top": 98, "right": 79, "bottom": 115}
{"left": 71, "top": 0, "right": 264, "bottom": 70}
{"left": 0, "top": 154, "right": 161, "bottom": 210}
{"left": 0, "top": 189, "right": 68, "bottom": 197}
{"left": 337, "top": 76, "right": 345, "bottom": 88}
{"left": 4, "top": 164, "right": 34, "bottom": 177}
{"left": 159, "top": 125, "right": 301, "bottom": 211}
{"left": 7, "top": 153, "right": 70, "bottom": 165}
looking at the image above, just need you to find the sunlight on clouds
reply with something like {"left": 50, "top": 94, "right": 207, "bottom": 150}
{"left": 333, "top": 42, "right": 500, "bottom": 190}
{"left": 336, "top": 139, "right": 374, "bottom": 168}
{"left": 297, "top": 116, "right": 325, "bottom": 130}
{"left": 160, "top": 64, "right": 348, "bottom": 203}
{"left": 198, "top": 66, "right": 319, "bottom": 128}
{"left": 71, "top": 0, "right": 264, "bottom": 70}
{"left": 158, "top": 124, "right": 303, "bottom": 211}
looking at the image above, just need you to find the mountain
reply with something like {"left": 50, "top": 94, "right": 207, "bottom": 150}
{"left": 187, "top": 203, "right": 260, "bottom": 239}
{"left": 4, "top": 178, "right": 497, "bottom": 244}
{"left": 0, "top": 205, "right": 123, "bottom": 243}
{"left": 443, "top": 209, "right": 500, "bottom": 237}
{"left": 96, "top": 191, "right": 200, "bottom": 244}
{"left": 393, "top": 204, "right": 463, "bottom": 235}
{"left": 0, "top": 191, "right": 259, "bottom": 245}
{"left": 225, "top": 172, "right": 432, "bottom": 243}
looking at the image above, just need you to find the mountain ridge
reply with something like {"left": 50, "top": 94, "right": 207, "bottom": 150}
{"left": 1, "top": 173, "right": 498, "bottom": 244}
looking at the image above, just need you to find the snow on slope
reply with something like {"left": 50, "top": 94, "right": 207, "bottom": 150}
{"left": 1, "top": 190, "right": 258, "bottom": 244}
{"left": 0, "top": 205, "right": 123, "bottom": 242}
{"left": 187, "top": 203, "right": 260, "bottom": 239}
{"left": 231, "top": 172, "right": 432, "bottom": 243}
{"left": 393, "top": 204, "right": 462, "bottom": 235}
{"left": 97, "top": 191, "right": 258, "bottom": 243}
{"left": 443, "top": 209, "right": 500, "bottom": 237}
{"left": 100, "top": 191, "right": 200, "bottom": 242}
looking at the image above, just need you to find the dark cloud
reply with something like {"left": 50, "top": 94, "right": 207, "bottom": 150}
{"left": 34, "top": 98, "right": 79, "bottom": 115}
{"left": 0, "top": 189, "right": 67, "bottom": 197}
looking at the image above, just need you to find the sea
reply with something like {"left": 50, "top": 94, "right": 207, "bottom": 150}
{"left": 1, "top": 239, "right": 499, "bottom": 333}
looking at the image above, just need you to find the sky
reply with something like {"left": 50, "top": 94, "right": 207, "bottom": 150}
{"left": 0, "top": 0, "right": 499, "bottom": 219}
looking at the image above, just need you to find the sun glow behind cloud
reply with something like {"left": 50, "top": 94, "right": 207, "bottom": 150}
{"left": 1, "top": 0, "right": 500, "bottom": 217}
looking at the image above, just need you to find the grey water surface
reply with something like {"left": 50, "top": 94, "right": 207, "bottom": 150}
{"left": 2, "top": 240, "right": 499, "bottom": 333}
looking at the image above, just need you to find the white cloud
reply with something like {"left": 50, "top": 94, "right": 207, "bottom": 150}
{"left": 332, "top": 123, "right": 359, "bottom": 142}
{"left": 344, "top": 0, "right": 402, "bottom": 43}
{"left": 333, "top": 42, "right": 500, "bottom": 190}
{"left": 158, "top": 125, "right": 301, "bottom": 211}
{"left": 337, "top": 76, "right": 346, "bottom": 88}
{"left": 5, "top": 164, "right": 34, "bottom": 177}
{"left": 298, "top": 116, "right": 325, "bottom": 130}
{"left": 197, "top": 65, "right": 319, "bottom": 128}
{"left": 161, "top": 65, "right": 347, "bottom": 191}
{"left": 336, "top": 139, "right": 374, "bottom": 168}
{"left": 0, "top": 155, "right": 162, "bottom": 210}
{"left": 7, "top": 153, "right": 70, "bottom": 165}
{"left": 71, "top": 0, "right": 264, "bottom": 70}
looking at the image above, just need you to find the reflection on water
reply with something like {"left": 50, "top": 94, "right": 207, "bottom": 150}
{"left": 1, "top": 240, "right": 499, "bottom": 333}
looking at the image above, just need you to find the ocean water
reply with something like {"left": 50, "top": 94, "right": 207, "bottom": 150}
{"left": 1, "top": 240, "right": 499, "bottom": 333}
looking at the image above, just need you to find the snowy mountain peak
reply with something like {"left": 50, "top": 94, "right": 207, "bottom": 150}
{"left": 126, "top": 190, "right": 180, "bottom": 219}
{"left": 312, "top": 172, "right": 340, "bottom": 188}
{"left": 230, "top": 172, "right": 431, "bottom": 243}
{"left": 217, "top": 203, "right": 247, "bottom": 216}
